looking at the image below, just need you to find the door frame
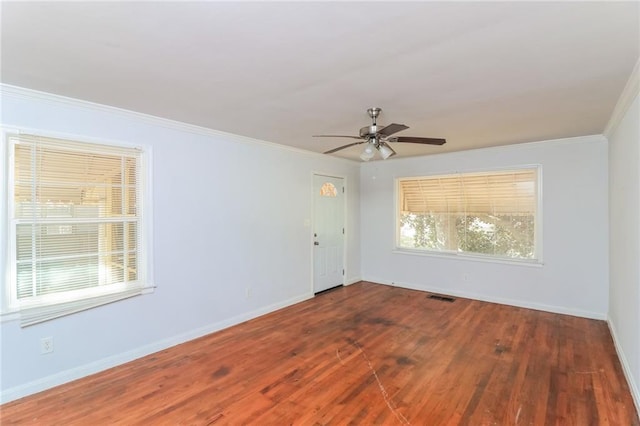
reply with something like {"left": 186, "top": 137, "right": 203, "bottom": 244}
{"left": 311, "top": 172, "right": 348, "bottom": 295}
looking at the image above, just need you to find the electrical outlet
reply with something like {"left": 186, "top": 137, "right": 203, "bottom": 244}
{"left": 245, "top": 287, "right": 251, "bottom": 299}
{"left": 40, "top": 337, "right": 54, "bottom": 354}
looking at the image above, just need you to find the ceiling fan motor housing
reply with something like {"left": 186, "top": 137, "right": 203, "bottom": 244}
{"left": 360, "top": 125, "right": 381, "bottom": 138}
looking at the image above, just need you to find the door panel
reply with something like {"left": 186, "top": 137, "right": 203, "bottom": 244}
{"left": 313, "top": 175, "right": 344, "bottom": 293}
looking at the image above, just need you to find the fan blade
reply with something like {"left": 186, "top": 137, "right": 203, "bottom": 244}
{"left": 377, "top": 123, "right": 409, "bottom": 137}
{"left": 313, "top": 135, "right": 362, "bottom": 140}
{"left": 324, "top": 141, "right": 365, "bottom": 154}
{"left": 389, "top": 136, "right": 446, "bottom": 145}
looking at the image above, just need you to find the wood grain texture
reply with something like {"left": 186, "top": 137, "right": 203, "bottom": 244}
{"left": 2, "top": 282, "right": 638, "bottom": 425}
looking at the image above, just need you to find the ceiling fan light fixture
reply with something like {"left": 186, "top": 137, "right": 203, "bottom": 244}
{"left": 360, "top": 142, "right": 376, "bottom": 161}
{"left": 378, "top": 144, "right": 394, "bottom": 160}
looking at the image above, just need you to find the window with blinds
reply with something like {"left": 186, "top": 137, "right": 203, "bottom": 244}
{"left": 7, "top": 132, "right": 151, "bottom": 326}
{"left": 397, "top": 168, "right": 540, "bottom": 261}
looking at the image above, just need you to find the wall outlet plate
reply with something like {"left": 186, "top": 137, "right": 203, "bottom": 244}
{"left": 40, "top": 337, "right": 54, "bottom": 354}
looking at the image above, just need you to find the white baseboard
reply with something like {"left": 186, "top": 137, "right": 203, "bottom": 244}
{"left": 344, "top": 277, "right": 362, "bottom": 286}
{"left": 0, "top": 293, "right": 313, "bottom": 404}
{"left": 365, "top": 277, "right": 607, "bottom": 320}
{"left": 607, "top": 318, "right": 640, "bottom": 415}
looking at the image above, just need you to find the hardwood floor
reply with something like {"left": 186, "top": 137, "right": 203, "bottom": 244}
{"left": 2, "top": 282, "right": 638, "bottom": 425}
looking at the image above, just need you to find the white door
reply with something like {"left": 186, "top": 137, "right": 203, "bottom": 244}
{"left": 313, "top": 175, "right": 345, "bottom": 293}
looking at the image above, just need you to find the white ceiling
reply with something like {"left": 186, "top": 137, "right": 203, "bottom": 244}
{"left": 1, "top": 2, "right": 638, "bottom": 161}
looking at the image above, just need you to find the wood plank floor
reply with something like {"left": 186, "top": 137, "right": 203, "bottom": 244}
{"left": 2, "top": 282, "right": 638, "bottom": 425}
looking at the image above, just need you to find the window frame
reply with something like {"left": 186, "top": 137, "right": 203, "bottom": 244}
{"left": 1, "top": 127, "right": 154, "bottom": 324}
{"left": 394, "top": 165, "right": 543, "bottom": 265}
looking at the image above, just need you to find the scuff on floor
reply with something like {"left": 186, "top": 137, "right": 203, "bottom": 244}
{"left": 349, "top": 339, "right": 411, "bottom": 426}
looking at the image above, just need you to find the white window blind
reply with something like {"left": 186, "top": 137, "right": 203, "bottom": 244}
{"left": 8, "top": 133, "right": 150, "bottom": 326}
{"left": 398, "top": 168, "right": 539, "bottom": 260}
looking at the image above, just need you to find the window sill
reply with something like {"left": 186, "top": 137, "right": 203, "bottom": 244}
{"left": 1, "top": 286, "right": 155, "bottom": 325}
{"left": 392, "top": 248, "right": 544, "bottom": 267}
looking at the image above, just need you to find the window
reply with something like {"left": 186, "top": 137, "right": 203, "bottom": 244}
{"left": 397, "top": 167, "right": 539, "bottom": 261}
{"left": 320, "top": 182, "right": 337, "bottom": 197}
{"left": 5, "top": 132, "right": 152, "bottom": 326}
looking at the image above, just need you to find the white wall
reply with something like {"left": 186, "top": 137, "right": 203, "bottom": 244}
{"left": 607, "top": 85, "right": 640, "bottom": 409}
{"left": 360, "top": 135, "right": 609, "bottom": 318}
{"left": 0, "top": 86, "right": 361, "bottom": 402}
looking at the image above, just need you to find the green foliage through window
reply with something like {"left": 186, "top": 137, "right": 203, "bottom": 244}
{"left": 400, "top": 213, "right": 535, "bottom": 259}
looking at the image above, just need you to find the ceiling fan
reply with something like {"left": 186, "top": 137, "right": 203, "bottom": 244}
{"left": 314, "top": 107, "right": 446, "bottom": 161}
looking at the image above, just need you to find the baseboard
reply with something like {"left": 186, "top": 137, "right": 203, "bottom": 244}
{"left": 344, "top": 277, "right": 362, "bottom": 286}
{"left": 0, "top": 292, "right": 313, "bottom": 404}
{"left": 365, "top": 277, "right": 607, "bottom": 320}
{"left": 607, "top": 318, "right": 640, "bottom": 415}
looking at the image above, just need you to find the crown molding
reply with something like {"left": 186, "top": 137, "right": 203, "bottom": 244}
{"left": 0, "top": 84, "right": 358, "bottom": 164}
{"left": 604, "top": 58, "right": 640, "bottom": 138}
{"left": 368, "top": 133, "right": 606, "bottom": 167}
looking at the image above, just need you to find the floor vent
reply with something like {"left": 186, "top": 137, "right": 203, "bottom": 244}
{"left": 428, "top": 294, "right": 455, "bottom": 302}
